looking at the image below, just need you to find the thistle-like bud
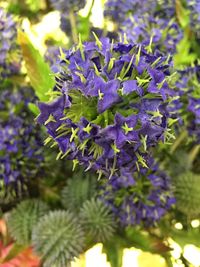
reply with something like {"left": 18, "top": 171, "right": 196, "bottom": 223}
{"left": 173, "top": 171, "right": 200, "bottom": 217}
{"left": 79, "top": 198, "right": 116, "bottom": 242}
{"left": 7, "top": 199, "right": 49, "bottom": 245}
{"left": 61, "top": 170, "right": 97, "bottom": 212}
{"left": 32, "top": 210, "right": 85, "bottom": 267}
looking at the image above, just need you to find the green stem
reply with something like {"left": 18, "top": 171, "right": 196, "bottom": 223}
{"left": 170, "top": 130, "right": 187, "bottom": 154}
{"left": 163, "top": 254, "right": 173, "bottom": 267}
{"left": 86, "top": 0, "right": 95, "bottom": 19}
{"left": 188, "top": 144, "right": 200, "bottom": 165}
{"left": 69, "top": 10, "right": 78, "bottom": 44}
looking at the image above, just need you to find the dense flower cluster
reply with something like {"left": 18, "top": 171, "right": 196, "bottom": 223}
{"left": 187, "top": 0, "right": 200, "bottom": 36}
{"left": 100, "top": 157, "right": 175, "bottom": 225}
{"left": 38, "top": 38, "right": 177, "bottom": 180}
{"left": 0, "top": 8, "right": 21, "bottom": 80}
{"left": 121, "top": 15, "right": 182, "bottom": 54}
{"left": 0, "top": 86, "right": 43, "bottom": 190}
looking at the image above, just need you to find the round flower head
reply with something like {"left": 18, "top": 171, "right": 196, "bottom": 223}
{"left": 37, "top": 38, "right": 177, "bottom": 180}
{"left": 0, "top": 86, "right": 43, "bottom": 194}
{"left": 121, "top": 15, "right": 182, "bottom": 55}
{"left": 100, "top": 157, "right": 175, "bottom": 226}
{"left": 0, "top": 8, "right": 21, "bottom": 80}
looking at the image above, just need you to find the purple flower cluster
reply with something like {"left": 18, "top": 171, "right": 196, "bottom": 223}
{"left": 45, "top": 46, "right": 67, "bottom": 67}
{"left": 100, "top": 157, "right": 175, "bottom": 225}
{"left": 50, "top": 0, "right": 86, "bottom": 36}
{"left": 180, "top": 67, "right": 200, "bottom": 142}
{"left": 38, "top": 38, "right": 177, "bottom": 180}
{"left": 169, "top": 66, "right": 200, "bottom": 143}
{"left": 121, "top": 15, "right": 182, "bottom": 54}
{"left": 187, "top": 0, "right": 200, "bottom": 36}
{"left": 50, "top": 0, "right": 86, "bottom": 13}
{"left": 0, "top": 87, "right": 43, "bottom": 189}
{"left": 0, "top": 8, "right": 21, "bottom": 80}
{"left": 104, "top": 0, "right": 176, "bottom": 25}
{"left": 104, "top": 0, "right": 156, "bottom": 24}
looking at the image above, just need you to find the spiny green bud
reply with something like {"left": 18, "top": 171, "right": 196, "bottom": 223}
{"left": 79, "top": 198, "right": 116, "bottom": 243}
{"left": 7, "top": 199, "right": 49, "bottom": 245}
{"left": 32, "top": 210, "right": 85, "bottom": 267}
{"left": 173, "top": 172, "right": 200, "bottom": 217}
{"left": 61, "top": 171, "right": 97, "bottom": 212}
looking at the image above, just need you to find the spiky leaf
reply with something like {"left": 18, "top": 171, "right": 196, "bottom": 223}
{"left": 61, "top": 171, "right": 97, "bottom": 212}
{"left": 173, "top": 171, "right": 200, "bottom": 217}
{"left": 7, "top": 199, "right": 49, "bottom": 246}
{"left": 32, "top": 210, "right": 85, "bottom": 267}
{"left": 79, "top": 198, "right": 116, "bottom": 243}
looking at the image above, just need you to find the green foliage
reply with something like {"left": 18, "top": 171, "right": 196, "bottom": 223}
{"left": 32, "top": 210, "right": 85, "bottom": 267}
{"left": 175, "top": 0, "right": 190, "bottom": 28}
{"left": 170, "top": 227, "right": 200, "bottom": 249}
{"left": 7, "top": 199, "right": 49, "bottom": 245}
{"left": 103, "top": 239, "right": 124, "bottom": 267}
{"left": 174, "top": 34, "right": 197, "bottom": 67}
{"left": 18, "top": 30, "right": 55, "bottom": 102}
{"left": 173, "top": 171, "right": 200, "bottom": 217}
{"left": 79, "top": 198, "right": 116, "bottom": 243}
{"left": 61, "top": 170, "right": 97, "bottom": 212}
{"left": 28, "top": 102, "right": 40, "bottom": 116}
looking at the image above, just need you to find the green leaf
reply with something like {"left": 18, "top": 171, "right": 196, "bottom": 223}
{"left": 18, "top": 30, "right": 55, "bottom": 102}
{"left": 125, "top": 227, "right": 153, "bottom": 252}
{"left": 1, "top": 244, "right": 26, "bottom": 263}
{"left": 170, "top": 228, "right": 200, "bottom": 249}
{"left": 28, "top": 103, "right": 40, "bottom": 116}
{"left": 174, "top": 34, "right": 197, "bottom": 67}
{"left": 77, "top": 15, "right": 91, "bottom": 41}
{"left": 103, "top": 239, "right": 124, "bottom": 267}
{"left": 175, "top": 0, "right": 190, "bottom": 28}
